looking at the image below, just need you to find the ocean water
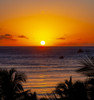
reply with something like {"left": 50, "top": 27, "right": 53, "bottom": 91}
{"left": 0, "top": 46, "right": 94, "bottom": 97}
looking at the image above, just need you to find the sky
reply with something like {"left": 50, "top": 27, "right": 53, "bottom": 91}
{"left": 0, "top": 0, "right": 94, "bottom": 46}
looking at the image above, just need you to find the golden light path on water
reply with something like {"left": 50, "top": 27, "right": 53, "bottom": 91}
{"left": 0, "top": 60, "right": 87, "bottom": 98}
{"left": 0, "top": 46, "right": 91, "bottom": 98}
{"left": 21, "top": 66, "right": 87, "bottom": 98}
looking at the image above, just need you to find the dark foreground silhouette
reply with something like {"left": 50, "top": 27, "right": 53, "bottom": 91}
{"left": 0, "top": 68, "right": 37, "bottom": 100}
{"left": 0, "top": 56, "right": 94, "bottom": 100}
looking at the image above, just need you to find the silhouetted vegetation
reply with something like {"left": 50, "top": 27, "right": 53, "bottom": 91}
{"left": 0, "top": 56, "right": 94, "bottom": 100}
{"left": 39, "top": 56, "right": 94, "bottom": 100}
{"left": 52, "top": 77, "right": 88, "bottom": 100}
{"left": 76, "top": 56, "right": 94, "bottom": 100}
{"left": 0, "top": 68, "right": 37, "bottom": 100}
{"left": 77, "top": 56, "right": 94, "bottom": 77}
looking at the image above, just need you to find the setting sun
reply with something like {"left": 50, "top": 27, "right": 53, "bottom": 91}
{"left": 40, "top": 41, "right": 45, "bottom": 46}
{"left": 0, "top": 0, "right": 94, "bottom": 99}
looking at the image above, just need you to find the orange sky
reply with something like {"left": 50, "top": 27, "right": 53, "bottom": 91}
{"left": 0, "top": 0, "right": 94, "bottom": 46}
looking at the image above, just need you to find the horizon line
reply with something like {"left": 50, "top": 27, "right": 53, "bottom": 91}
{"left": 0, "top": 46, "right": 94, "bottom": 47}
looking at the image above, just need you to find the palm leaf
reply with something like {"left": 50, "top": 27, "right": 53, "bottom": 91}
{"left": 77, "top": 56, "right": 94, "bottom": 77}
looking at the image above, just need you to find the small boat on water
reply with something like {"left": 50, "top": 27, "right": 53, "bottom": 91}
{"left": 77, "top": 49, "right": 84, "bottom": 53}
{"left": 59, "top": 56, "right": 64, "bottom": 59}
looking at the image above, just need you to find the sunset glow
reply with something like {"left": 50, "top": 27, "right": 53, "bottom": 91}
{"left": 0, "top": 0, "right": 94, "bottom": 46}
{"left": 0, "top": 1, "right": 94, "bottom": 99}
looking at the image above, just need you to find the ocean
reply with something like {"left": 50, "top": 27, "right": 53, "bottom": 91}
{"left": 0, "top": 46, "right": 94, "bottom": 97}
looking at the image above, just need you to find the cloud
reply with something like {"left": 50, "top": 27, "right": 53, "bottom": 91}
{"left": 18, "top": 35, "right": 29, "bottom": 39}
{"left": 0, "top": 34, "right": 16, "bottom": 41}
{"left": 56, "top": 37, "right": 66, "bottom": 40}
{"left": 0, "top": 33, "right": 29, "bottom": 41}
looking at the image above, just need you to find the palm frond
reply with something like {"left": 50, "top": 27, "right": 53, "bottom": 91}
{"left": 77, "top": 56, "right": 94, "bottom": 77}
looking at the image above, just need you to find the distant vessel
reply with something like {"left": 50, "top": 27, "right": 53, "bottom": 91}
{"left": 77, "top": 49, "right": 84, "bottom": 53}
{"left": 59, "top": 56, "right": 64, "bottom": 59}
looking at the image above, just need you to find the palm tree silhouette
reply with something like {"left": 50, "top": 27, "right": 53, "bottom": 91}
{"left": 55, "top": 77, "right": 73, "bottom": 100}
{"left": 76, "top": 56, "right": 94, "bottom": 100}
{"left": 85, "top": 78, "right": 94, "bottom": 100}
{"left": 0, "top": 68, "right": 26, "bottom": 100}
{"left": 54, "top": 77, "right": 88, "bottom": 100}
{"left": 15, "top": 90, "right": 37, "bottom": 100}
{"left": 73, "top": 81, "right": 88, "bottom": 100}
{"left": 77, "top": 56, "right": 94, "bottom": 77}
